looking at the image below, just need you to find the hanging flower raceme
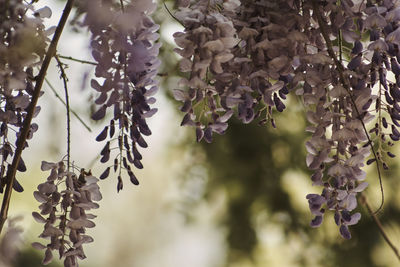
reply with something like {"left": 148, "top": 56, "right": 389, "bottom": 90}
{"left": 222, "top": 0, "right": 305, "bottom": 126}
{"left": 173, "top": 0, "right": 375, "bottom": 238}
{"left": 32, "top": 161, "right": 101, "bottom": 267}
{"left": 0, "top": 1, "right": 52, "bottom": 193}
{"left": 173, "top": 0, "right": 239, "bottom": 143}
{"left": 173, "top": 0, "right": 307, "bottom": 140}
{"left": 173, "top": 0, "right": 400, "bottom": 240}
{"left": 83, "top": 0, "right": 160, "bottom": 190}
{"left": 299, "top": 0, "right": 400, "bottom": 238}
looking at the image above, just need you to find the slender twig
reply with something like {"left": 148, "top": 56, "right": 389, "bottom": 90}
{"left": 312, "top": 1, "right": 384, "bottom": 214}
{"left": 57, "top": 55, "right": 97, "bottom": 66}
{"left": 337, "top": 0, "right": 343, "bottom": 62}
{"left": 163, "top": 1, "right": 184, "bottom": 27}
{"left": 120, "top": 0, "right": 125, "bottom": 12}
{"left": 0, "top": 0, "right": 76, "bottom": 234}
{"left": 360, "top": 194, "right": 400, "bottom": 261}
{"left": 44, "top": 78, "right": 92, "bottom": 133}
{"left": 55, "top": 55, "right": 71, "bottom": 171}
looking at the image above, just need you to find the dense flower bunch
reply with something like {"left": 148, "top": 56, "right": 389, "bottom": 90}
{"left": 32, "top": 161, "right": 101, "bottom": 267}
{"left": 224, "top": 0, "right": 300, "bottom": 125}
{"left": 173, "top": 0, "right": 306, "bottom": 142}
{"left": 0, "top": 1, "right": 51, "bottom": 193}
{"left": 83, "top": 0, "right": 160, "bottom": 190}
{"left": 173, "top": 0, "right": 400, "bottom": 239}
{"left": 301, "top": 0, "right": 400, "bottom": 239}
{"left": 173, "top": 0, "right": 239, "bottom": 142}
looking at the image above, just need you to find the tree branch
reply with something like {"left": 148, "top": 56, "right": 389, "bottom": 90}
{"left": 360, "top": 194, "right": 400, "bottom": 261}
{"left": 0, "top": 0, "right": 76, "bottom": 234}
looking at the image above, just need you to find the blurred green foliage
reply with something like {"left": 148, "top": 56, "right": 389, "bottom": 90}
{"left": 197, "top": 106, "right": 400, "bottom": 266}
{"left": 13, "top": 247, "right": 62, "bottom": 267}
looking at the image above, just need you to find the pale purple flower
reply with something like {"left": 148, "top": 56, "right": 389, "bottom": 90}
{"left": 83, "top": 0, "right": 160, "bottom": 189}
{"left": 33, "top": 161, "right": 101, "bottom": 266}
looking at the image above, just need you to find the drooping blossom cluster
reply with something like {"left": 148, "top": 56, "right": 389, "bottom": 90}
{"left": 83, "top": 0, "right": 160, "bottom": 190}
{"left": 173, "top": 0, "right": 307, "bottom": 142}
{"left": 301, "top": 0, "right": 400, "bottom": 239}
{"left": 173, "top": 0, "right": 400, "bottom": 238}
{"left": 0, "top": 1, "right": 52, "bottom": 192}
{"left": 173, "top": 0, "right": 239, "bottom": 142}
{"left": 32, "top": 161, "right": 101, "bottom": 267}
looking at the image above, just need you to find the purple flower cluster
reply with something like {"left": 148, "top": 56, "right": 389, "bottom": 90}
{"left": 174, "top": 1, "right": 305, "bottom": 140}
{"left": 300, "top": 0, "right": 400, "bottom": 238}
{"left": 173, "top": 0, "right": 400, "bottom": 238}
{"left": 224, "top": 0, "right": 301, "bottom": 124}
{"left": 83, "top": 0, "right": 160, "bottom": 190}
{"left": 173, "top": 0, "right": 239, "bottom": 142}
{"left": 360, "top": 2, "right": 400, "bottom": 160}
{"left": 32, "top": 161, "right": 101, "bottom": 267}
{"left": 0, "top": 1, "right": 51, "bottom": 192}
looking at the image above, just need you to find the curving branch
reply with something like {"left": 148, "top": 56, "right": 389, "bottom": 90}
{"left": 360, "top": 194, "right": 400, "bottom": 261}
{"left": 0, "top": 0, "right": 76, "bottom": 234}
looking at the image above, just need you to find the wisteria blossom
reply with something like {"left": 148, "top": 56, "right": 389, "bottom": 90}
{"left": 33, "top": 161, "right": 101, "bottom": 266}
{"left": 0, "top": 0, "right": 52, "bottom": 192}
{"left": 173, "top": 0, "right": 400, "bottom": 239}
{"left": 84, "top": 0, "right": 160, "bottom": 189}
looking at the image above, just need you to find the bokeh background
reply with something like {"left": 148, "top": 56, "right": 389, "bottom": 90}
{"left": 1, "top": 1, "right": 400, "bottom": 266}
